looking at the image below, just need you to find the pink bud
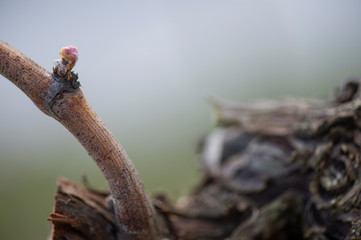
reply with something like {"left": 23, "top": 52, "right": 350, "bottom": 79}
{"left": 59, "top": 46, "right": 79, "bottom": 71}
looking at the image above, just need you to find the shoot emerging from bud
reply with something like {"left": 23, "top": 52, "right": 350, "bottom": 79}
{"left": 53, "top": 46, "right": 79, "bottom": 80}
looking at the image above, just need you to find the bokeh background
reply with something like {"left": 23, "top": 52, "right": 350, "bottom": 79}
{"left": 1, "top": 1, "right": 361, "bottom": 239}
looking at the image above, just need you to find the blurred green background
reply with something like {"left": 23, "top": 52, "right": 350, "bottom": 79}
{"left": 1, "top": 1, "right": 361, "bottom": 239}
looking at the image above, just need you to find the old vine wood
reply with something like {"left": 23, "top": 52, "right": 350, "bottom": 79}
{"left": 2, "top": 41, "right": 361, "bottom": 240}
{"left": 0, "top": 41, "right": 164, "bottom": 240}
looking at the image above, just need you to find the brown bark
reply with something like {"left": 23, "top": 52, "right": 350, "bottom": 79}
{"left": 47, "top": 78, "right": 361, "bottom": 240}
{"left": 2, "top": 41, "right": 361, "bottom": 240}
{"left": 191, "top": 78, "right": 361, "bottom": 239}
{"left": 0, "top": 41, "right": 164, "bottom": 240}
{"left": 48, "top": 178, "right": 117, "bottom": 240}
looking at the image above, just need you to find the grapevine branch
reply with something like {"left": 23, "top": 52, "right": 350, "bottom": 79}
{"left": 0, "top": 41, "right": 163, "bottom": 240}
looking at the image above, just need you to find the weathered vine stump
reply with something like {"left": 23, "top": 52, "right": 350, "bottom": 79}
{"left": 49, "top": 79, "right": 361, "bottom": 240}
{"left": 2, "top": 41, "right": 361, "bottom": 240}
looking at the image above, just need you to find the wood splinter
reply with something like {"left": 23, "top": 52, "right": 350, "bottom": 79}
{"left": 47, "top": 213, "right": 83, "bottom": 227}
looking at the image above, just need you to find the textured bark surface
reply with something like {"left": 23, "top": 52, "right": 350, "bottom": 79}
{"left": 3, "top": 41, "right": 361, "bottom": 239}
{"left": 49, "top": 78, "right": 361, "bottom": 239}
{"left": 48, "top": 178, "right": 117, "bottom": 240}
{"left": 184, "top": 78, "right": 361, "bottom": 240}
{"left": 0, "top": 41, "right": 164, "bottom": 240}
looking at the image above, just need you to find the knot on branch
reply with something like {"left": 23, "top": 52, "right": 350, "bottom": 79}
{"left": 46, "top": 71, "right": 80, "bottom": 113}
{"left": 52, "top": 70, "right": 80, "bottom": 89}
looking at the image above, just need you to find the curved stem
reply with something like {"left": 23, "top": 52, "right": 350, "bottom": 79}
{"left": 0, "top": 41, "right": 162, "bottom": 240}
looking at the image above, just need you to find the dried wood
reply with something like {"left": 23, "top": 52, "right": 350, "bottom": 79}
{"left": 0, "top": 41, "right": 165, "bottom": 240}
{"left": 2, "top": 41, "right": 361, "bottom": 239}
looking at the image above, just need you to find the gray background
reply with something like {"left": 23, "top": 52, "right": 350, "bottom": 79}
{"left": 1, "top": 1, "right": 361, "bottom": 239}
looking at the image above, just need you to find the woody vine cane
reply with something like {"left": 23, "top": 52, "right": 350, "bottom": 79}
{"left": 0, "top": 41, "right": 165, "bottom": 240}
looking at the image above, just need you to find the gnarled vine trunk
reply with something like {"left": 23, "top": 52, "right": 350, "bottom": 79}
{"left": 50, "top": 78, "right": 361, "bottom": 240}
{"left": 2, "top": 41, "right": 361, "bottom": 239}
